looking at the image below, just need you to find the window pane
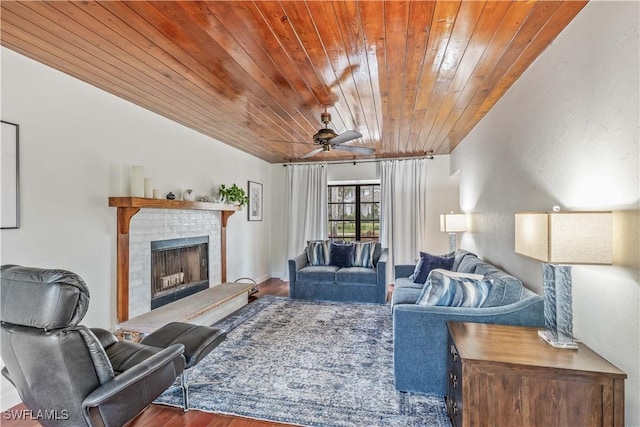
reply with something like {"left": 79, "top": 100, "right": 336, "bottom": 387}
{"left": 330, "top": 187, "right": 343, "bottom": 203}
{"left": 361, "top": 222, "right": 375, "bottom": 239}
{"left": 361, "top": 203, "right": 374, "bottom": 219}
{"left": 329, "top": 204, "right": 344, "bottom": 220}
{"left": 373, "top": 186, "right": 381, "bottom": 202}
{"left": 343, "top": 221, "right": 356, "bottom": 239}
{"left": 328, "top": 221, "right": 339, "bottom": 238}
{"left": 344, "top": 203, "right": 356, "bottom": 219}
{"left": 344, "top": 186, "right": 356, "bottom": 202}
{"left": 360, "top": 186, "right": 371, "bottom": 201}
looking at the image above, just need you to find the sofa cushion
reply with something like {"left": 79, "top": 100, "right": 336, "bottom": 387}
{"left": 391, "top": 287, "right": 422, "bottom": 306}
{"left": 431, "top": 268, "right": 484, "bottom": 280}
{"left": 452, "top": 249, "right": 477, "bottom": 271}
{"left": 456, "top": 253, "right": 483, "bottom": 274}
{"left": 352, "top": 242, "right": 375, "bottom": 267}
{"left": 413, "top": 252, "right": 454, "bottom": 284}
{"left": 330, "top": 242, "right": 354, "bottom": 268}
{"left": 409, "top": 251, "right": 454, "bottom": 280}
{"left": 472, "top": 262, "right": 524, "bottom": 306}
{"left": 417, "top": 270, "right": 493, "bottom": 307}
{"left": 372, "top": 243, "right": 382, "bottom": 267}
{"left": 394, "top": 277, "right": 424, "bottom": 290}
{"left": 297, "top": 265, "right": 339, "bottom": 282}
{"left": 306, "top": 240, "right": 330, "bottom": 266}
{"left": 336, "top": 267, "right": 377, "bottom": 284}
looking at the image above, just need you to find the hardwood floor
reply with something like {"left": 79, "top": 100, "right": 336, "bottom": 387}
{"left": 250, "top": 277, "right": 289, "bottom": 299}
{"left": 2, "top": 278, "right": 292, "bottom": 427}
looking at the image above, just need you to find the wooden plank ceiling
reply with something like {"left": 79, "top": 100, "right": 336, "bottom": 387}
{"left": 1, "top": 1, "right": 587, "bottom": 163}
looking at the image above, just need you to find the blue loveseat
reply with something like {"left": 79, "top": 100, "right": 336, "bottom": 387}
{"left": 391, "top": 249, "right": 544, "bottom": 395}
{"left": 288, "top": 242, "right": 388, "bottom": 304}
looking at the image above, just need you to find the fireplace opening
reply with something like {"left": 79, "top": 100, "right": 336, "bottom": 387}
{"left": 150, "top": 236, "right": 209, "bottom": 309}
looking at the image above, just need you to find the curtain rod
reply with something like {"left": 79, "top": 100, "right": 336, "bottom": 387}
{"left": 281, "top": 154, "right": 435, "bottom": 167}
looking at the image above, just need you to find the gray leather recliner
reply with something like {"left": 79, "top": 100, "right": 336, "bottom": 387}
{"left": 0, "top": 265, "right": 186, "bottom": 427}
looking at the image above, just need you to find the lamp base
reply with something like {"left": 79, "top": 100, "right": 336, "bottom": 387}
{"left": 448, "top": 233, "right": 457, "bottom": 253}
{"left": 537, "top": 330, "right": 578, "bottom": 350}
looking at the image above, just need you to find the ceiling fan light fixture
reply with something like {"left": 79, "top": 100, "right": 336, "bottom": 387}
{"left": 313, "top": 128, "right": 338, "bottom": 143}
{"left": 300, "top": 109, "right": 369, "bottom": 159}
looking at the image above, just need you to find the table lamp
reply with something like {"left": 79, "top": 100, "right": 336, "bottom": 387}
{"left": 440, "top": 213, "right": 466, "bottom": 253}
{"left": 515, "top": 209, "right": 612, "bottom": 349}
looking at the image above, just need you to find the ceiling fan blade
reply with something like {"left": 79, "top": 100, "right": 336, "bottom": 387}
{"left": 330, "top": 130, "right": 362, "bottom": 146}
{"left": 300, "top": 147, "right": 324, "bottom": 159}
{"left": 334, "top": 145, "right": 375, "bottom": 155}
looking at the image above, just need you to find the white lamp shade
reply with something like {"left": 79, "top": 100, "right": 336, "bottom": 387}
{"left": 440, "top": 214, "right": 466, "bottom": 233}
{"left": 515, "top": 212, "right": 612, "bottom": 264}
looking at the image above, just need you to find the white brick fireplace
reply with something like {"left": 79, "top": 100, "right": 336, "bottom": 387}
{"left": 128, "top": 209, "right": 221, "bottom": 318}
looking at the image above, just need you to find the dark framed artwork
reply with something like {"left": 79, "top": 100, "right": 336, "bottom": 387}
{"left": 248, "top": 181, "right": 263, "bottom": 221}
{"left": 1, "top": 121, "right": 20, "bottom": 229}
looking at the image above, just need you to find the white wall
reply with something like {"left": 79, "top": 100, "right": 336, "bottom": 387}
{"left": 451, "top": 2, "right": 639, "bottom": 424}
{"left": 424, "top": 157, "right": 460, "bottom": 255}
{"left": 326, "top": 161, "right": 378, "bottom": 182}
{"left": 0, "top": 48, "right": 272, "bottom": 410}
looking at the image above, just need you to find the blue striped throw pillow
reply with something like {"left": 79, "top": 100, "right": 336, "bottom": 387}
{"left": 352, "top": 241, "right": 374, "bottom": 268}
{"left": 417, "top": 270, "right": 493, "bottom": 307}
{"left": 307, "top": 240, "right": 331, "bottom": 266}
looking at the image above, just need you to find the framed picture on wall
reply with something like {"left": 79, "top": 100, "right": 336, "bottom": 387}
{"left": 1, "top": 120, "right": 20, "bottom": 229}
{"left": 248, "top": 181, "right": 263, "bottom": 221}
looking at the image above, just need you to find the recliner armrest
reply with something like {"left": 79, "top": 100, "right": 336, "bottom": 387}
{"left": 82, "top": 343, "right": 185, "bottom": 426}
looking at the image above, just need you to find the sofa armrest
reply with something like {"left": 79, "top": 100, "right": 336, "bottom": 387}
{"left": 394, "top": 264, "right": 416, "bottom": 279}
{"left": 375, "top": 248, "right": 388, "bottom": 303}
{"left": 288, "top": 253, "right": 308, "bottom": 298}
{"left": 393, "top": 296, "right": 544, "bottom": 395}
{"left": 83, "top": 343, "right": 185, "bottom": 426}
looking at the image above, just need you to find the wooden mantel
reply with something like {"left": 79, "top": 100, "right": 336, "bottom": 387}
{"left": 109, "top": 197, "right": 241, "bottom": 323}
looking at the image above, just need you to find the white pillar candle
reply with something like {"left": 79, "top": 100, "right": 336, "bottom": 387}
{"left": 152, "top": 189, "right": 160, "bottom": 199}
{"left": 130, "top": 166, "right": 144, "bottom": 197}
{"left": 144, "top": 178, "right": 153, "bottom": 198}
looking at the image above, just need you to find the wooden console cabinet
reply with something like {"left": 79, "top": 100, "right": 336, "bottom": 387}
{"left": 446, "top": 322, "right": 626, "bottom": 427}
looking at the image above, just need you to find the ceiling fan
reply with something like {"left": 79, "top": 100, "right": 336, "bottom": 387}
{"left": 279, "top": 109, "right": 375, "bottom": 159}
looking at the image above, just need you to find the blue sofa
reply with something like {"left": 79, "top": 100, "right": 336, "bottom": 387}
{"left": 391, "top": 249, "right": 544, "bottom": 395}
{"left": 288, "top": 243, "right": 388, "bottom": 304}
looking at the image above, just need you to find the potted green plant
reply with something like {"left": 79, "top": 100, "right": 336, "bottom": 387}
{"left": 218, "top": 183, "right": 249, "bottom": 206}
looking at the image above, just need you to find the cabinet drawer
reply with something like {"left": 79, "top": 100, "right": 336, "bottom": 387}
{"left": 446, "top": 331, "right": 462, "bottom": 427}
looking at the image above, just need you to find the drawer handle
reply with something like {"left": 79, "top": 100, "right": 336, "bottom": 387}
{"left": 452, "top": 400, "right": 458, "bottom": 416}
{"left": 450, "top": 344, "right": 458, "bottom": 362}
{"left": 449, "top": 372, "right": 457, "bottom": 389}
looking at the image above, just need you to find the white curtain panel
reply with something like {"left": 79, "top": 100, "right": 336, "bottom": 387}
{"left": 380, "top": 159, "right": 428, "bottom": 282}
{"left": 282, "top": 163, "right": 328, "bottom": 280}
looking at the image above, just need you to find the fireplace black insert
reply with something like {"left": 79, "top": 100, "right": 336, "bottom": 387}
{"left": 150, "top": 236, "right": 209, "bottom": 309}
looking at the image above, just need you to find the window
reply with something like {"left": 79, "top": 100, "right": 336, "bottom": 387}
{"left": 328, "top": 184, "right": 380, "bottom": 242}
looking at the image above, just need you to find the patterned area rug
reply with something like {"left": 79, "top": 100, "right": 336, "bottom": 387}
{"left": 155, "top": 296, "right": 451, "bottom": 427}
